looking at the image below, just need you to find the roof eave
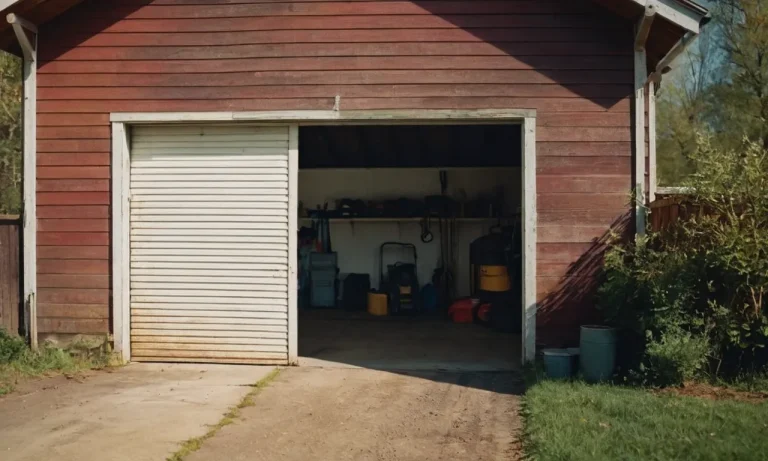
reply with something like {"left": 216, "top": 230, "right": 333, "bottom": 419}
{"left": 629, "top": 0, "right": 708, "bottom": 34}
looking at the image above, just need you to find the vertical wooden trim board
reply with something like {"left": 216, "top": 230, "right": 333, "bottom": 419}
{"left": 22, "top": 34, "right": 37, "bottom": 348}
{"left": 111, "top": 122, "right": 130, "bottom": 362}
{"left": 521, "top": 116, "right": 537, "bottom": 364}
{"left": 287, "top": 124, "right": 299, "bottom": 365}
{"left": 634, "top": 49, "right": 648, "bottom": 235}
{"left": 648, "top": 79, "right": 657, "bottom": 203}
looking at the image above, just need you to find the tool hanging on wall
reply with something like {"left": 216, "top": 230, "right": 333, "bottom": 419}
{"left": 312, "top": 203, "right": 333, "bottom": 253}
{"left": 431, "top": 170, "right": 457, "bottom": 307}
{"left": 420, "top": 216, "right": 434, "bottom": 243}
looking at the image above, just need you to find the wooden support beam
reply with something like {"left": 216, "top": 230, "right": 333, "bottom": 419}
{"left": 635, "top": 49, "right": 647, "bottom": 235}
{"left": 7, "top": 13, "right": 37, "bottom": 348}
{"left": 648, "top": 79, "right": 657, "bottom": 202}
{"left": 635, "top": 2, "right": 657, "bottom": 50}
{"left": 7, "top": 13, "right": 36, "bottom": 62}
{"left": 648, "top": 31, "right": 696, "bottom": 84}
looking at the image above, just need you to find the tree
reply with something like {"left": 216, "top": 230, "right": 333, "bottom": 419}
{"left": 656, "top": 0, "right": 768, "bottom": 185}
{"left": 0, "top": 51, "right": 21, "bottom": 214}
{"left": 656, "top": 31, "right": 722, "bottom": 185}
{"left": 711, "top": 0, "right": 768, "bottom": 149}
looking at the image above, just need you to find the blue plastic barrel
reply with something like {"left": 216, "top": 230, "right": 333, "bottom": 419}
{"left": 579, "top": 325, "right": 617, "bottom": 383}
{"left": 542, "top": 349, "right": 573, "bottom": 379}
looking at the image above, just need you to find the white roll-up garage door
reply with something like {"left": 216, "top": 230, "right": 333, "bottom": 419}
{"left": 129, "top": 124, "right": 293, "bottom": 364}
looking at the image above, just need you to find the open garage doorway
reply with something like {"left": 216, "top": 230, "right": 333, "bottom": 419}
{"left": 297, "top": 123, "right": 525, "bottom": 371}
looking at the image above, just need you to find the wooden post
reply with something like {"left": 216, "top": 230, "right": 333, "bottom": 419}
{"left": 521, "top": 116, "right": 537, "bottom": 364}
{"left": 8, "top": 14, "right": 38, "bottom": 348}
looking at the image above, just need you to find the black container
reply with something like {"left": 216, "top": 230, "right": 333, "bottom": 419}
{"left": 342, "top": 274, "right": 371, "bottom": 311}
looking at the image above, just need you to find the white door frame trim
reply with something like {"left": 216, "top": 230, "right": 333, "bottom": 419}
{"left": 8, "top": 13, "right": 38, "bottom": 348}
{"left": 111, "top": 109, "right": 538, "bottom": 365}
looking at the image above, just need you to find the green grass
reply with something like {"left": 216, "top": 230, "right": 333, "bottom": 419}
{"left": 522, "top": 380, "right": 768, "bottom": 461}
{"left": 715, "top": 372, "right": 768, "bottom": 393}
{"left": 0, "top": 329, "right": 113, "bottom": 396}
{"left": 167, "top": 368, "right": 281, "bottom": 461}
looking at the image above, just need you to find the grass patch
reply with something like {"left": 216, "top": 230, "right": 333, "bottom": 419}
{"left": 522, "top": 380, "right": 768, "bottom": 461}
{"left": 715, "top": 372, "right": 768, "bottom": 393}
{"left": 167, "top": 368, "right": 281, "bottom": 461}
{"left": 0, "top": 329, "right": 113, "bottom": 396}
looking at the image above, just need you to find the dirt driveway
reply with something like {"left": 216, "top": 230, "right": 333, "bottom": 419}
{"left": 188, "top": 367, "right": 523, "bottom": 461}
{"left": 0, "top": 363, "right": 274, "bottom": 461}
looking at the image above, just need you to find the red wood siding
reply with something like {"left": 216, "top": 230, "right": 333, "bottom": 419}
{"left": 36, "top": 0, "right": 634, "bottom": 343}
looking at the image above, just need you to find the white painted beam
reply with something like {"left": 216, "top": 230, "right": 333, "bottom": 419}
{"left": 635, "top": 49, "right": 648, "bottom": 235}
{"left": 648, "top": 79, "right": 657, "bottom": 202}
{"left": 521, "top": 116, "right": 537, "bottom": 364}
{"left": 648, "top": 31, "right": 697, "bottom": 84}
{"left": 111, "top": 109, "right": 537, "bottom": 123}
{"left": 111, "top": 122, "right": 130, "bottom": 362}
{"left": 287, "top": 125, "right": 298, "bottom": 365}
{"left": 6, "top": 12, "right": 36, "bottom": 33}
{"left": 8, "top": 13, "right": 37, "bottom": 348}
{"left": 635, "top": 2, "right": 657, "bottom": 50}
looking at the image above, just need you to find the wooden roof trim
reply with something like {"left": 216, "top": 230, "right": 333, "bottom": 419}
{"left": 629, "top": 0, "right": 707, "bottom": 33}
{"left": 0, "top": 0, "right": 21, "bottom": 11}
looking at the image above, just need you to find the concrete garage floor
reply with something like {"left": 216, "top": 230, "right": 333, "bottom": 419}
{"left": 0, "top": 363, "right": 275, "bottom": 461}
{"left": 187, "top": 367, "right": 524, "bottom": 461}
{"left": 299, "top": 309, "right": 521, "bottom": 371}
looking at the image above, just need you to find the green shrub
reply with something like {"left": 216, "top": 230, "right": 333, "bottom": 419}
{"left": 644, "top": 329, "right": 711, "bottom": 386}
{"left": 0, "top": 329, "right": 26, "bottom": 364}
{"left": 598, "top": 137, "right": 768, "bottom": 385}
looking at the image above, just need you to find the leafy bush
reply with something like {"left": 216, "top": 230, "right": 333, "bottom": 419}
{"left": 599, "top": 136, "right": 768, "bottom": 385}
{"left": 644, "top": 330, "right": 711, "bottom": 387}
{"left": 0, "top": 328, "right": 26, "bottom": 364}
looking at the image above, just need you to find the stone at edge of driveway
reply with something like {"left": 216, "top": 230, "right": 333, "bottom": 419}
{"left": 0, "top": 363, "right": 275, "bottom": 461}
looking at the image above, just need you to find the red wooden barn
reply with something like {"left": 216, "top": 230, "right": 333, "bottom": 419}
{"left": 0, "top": 0, "right": 707, "bottom": 367}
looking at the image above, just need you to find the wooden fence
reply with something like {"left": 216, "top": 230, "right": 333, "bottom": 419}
{"left": 0, "top": 215, "right": 21, "bottom": 335}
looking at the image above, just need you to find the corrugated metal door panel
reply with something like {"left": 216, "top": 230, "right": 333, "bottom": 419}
{"left": 130, "top": 124, "right": 290, "bottom": 365}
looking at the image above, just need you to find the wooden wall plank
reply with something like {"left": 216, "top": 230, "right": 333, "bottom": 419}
{"left": 38, "top": 232, "right": 110, "bottom": 246}
{"left": 38, "top": 206, "right": 110, "bottom": 219}
{"left": 38, "top": 259, "right": 110, "bottom": 275}
{"left": 38, "top": 153, "right": 111, "bottom": 166}
{"left": 38, "top": 303, "right": 109, "bottom": 318}
{"left": 38, "top": 113, "right": 109, "bottom": 126}
{"left": 38, "top": 288, "right": 110, "bottom": 304}
{"left": 38, "top": 318, "right": 109, "bottom": 334}
{"left": 38, "top": 84, "right": 632, "bottom": 101}
{"left": 56, "top": 23, "right": 628, "bottom": 46}
{"left": 38, "top": 70, "right": 633, "bottom": 86}
{"left": 40, "top": 56, "right": 633, "bottom": 74}
{"left": 38, "top": 246, "right": 110, "bottom": 260}
{"left": 38, "top": 179, "right": 110, "bottom": 192}
{"left": 38, "top": 273, "right": 110, "bottom": 289}
{"left": 48, "top": 15, "right": 624, "bottom": 35}
{"left": 80, "top": 1, "right": 598, "bottom": 18}
{"left": 38, "top": 192, "right": 110, "bottom": 205}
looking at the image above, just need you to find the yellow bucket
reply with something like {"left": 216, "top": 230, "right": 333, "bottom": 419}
{"left": 368, "top": 292, "right": 388, "bottom": 316}
{"left": 479, "top": 265, "right": 511, "bottom": 292}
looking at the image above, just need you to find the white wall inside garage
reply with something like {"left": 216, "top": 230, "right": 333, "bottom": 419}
{"left": 298, "top": 167, "right": 521, "bottom": 296}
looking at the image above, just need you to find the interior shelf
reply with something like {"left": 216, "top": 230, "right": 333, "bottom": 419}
{"left": 299, "top": 216, "right": 518, "bottom": 223}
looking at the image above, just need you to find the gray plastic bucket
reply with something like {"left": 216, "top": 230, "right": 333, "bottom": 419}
{"left": 580, "top": 325, "right": 617, "bottom": 383}
{"left": 542, "top": 349, "right": 573, "bottom": 379}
